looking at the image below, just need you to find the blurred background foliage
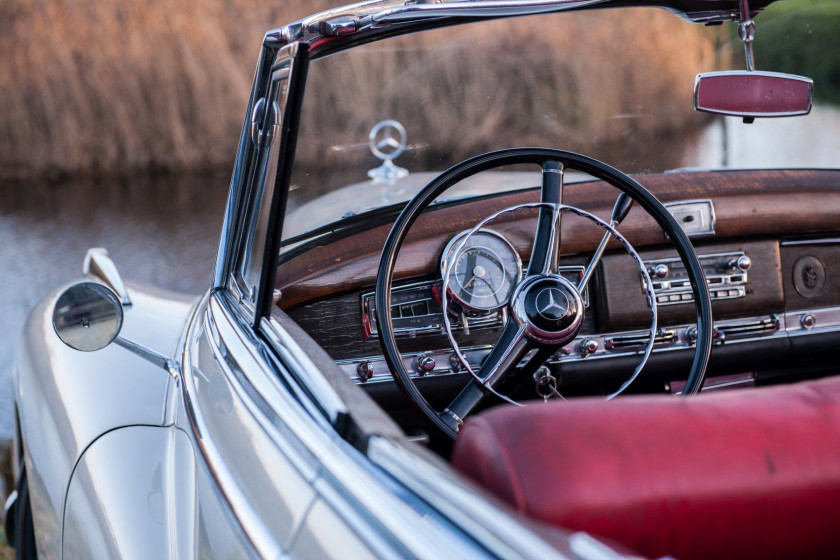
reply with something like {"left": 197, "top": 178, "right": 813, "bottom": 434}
{"left": 754, "top": 0, "right": 840, "bottom": 103}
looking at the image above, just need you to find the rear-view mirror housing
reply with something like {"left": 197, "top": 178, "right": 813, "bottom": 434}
{"left": 695, "top": 71, "right": 813, "bottom": 118}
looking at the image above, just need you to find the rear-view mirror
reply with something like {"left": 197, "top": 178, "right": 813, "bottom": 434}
{"left": 694, "top": 71, "right": 813, "bottom": 118}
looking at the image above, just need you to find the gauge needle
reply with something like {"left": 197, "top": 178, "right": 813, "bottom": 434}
{"left": 463, "top": 275, "right": 476, "bottom": 288}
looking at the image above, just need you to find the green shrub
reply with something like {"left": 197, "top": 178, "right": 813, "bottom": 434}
{"left": 754, "top": 0, "right": 840, "bottom": 103}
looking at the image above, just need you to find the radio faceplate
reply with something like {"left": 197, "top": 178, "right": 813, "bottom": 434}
{"left": 644, "top": 251, "right": 751, "bottom": 306}
{"left": 362, "top": 266, "right": 587, "bottom": 338}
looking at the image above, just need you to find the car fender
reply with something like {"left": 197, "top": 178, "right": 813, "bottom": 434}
{"left": 62, "top": 425, "right": 195, "bottom": 559}
{"left": 12, "top": 281, "right": 198, "bottom": 559}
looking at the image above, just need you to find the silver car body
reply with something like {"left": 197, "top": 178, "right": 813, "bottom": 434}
{"left": 10, "top": 0, "right": 768, "bottom": 557}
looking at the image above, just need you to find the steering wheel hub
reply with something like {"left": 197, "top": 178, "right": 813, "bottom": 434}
{"left": 512, "top": 275, "right": 584, "bottom": 345}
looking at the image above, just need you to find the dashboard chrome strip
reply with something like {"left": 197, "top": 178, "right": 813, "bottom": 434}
{"left": 785, "top": 306, "right": 840, "bottom": 334}
{"left": 781, "top": 238, "right": 840, "bottom": 246}
{"left": 334, "top": 306, "right": 840, "bottom": 384}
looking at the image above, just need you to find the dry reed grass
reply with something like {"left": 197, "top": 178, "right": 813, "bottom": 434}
{"left": 0, "top": 2, "right": 721, "bottom": 181}
{"left": 0, "top": 0, "right": 330, "bottom": 181}
{"left": 298, "top": 9, "right": 722, "bottom": 172}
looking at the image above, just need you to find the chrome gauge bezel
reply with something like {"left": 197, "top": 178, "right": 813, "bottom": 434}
{"left": 439, "top": 228, "right": 523, "bottom": 312}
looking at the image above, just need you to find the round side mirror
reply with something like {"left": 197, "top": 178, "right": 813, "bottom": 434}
{"left": 52, "top": 282, "right": 124, "bottom": 352}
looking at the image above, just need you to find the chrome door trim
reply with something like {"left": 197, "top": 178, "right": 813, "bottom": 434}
{"left": 367, "top": 436, "right": 572, "bottom": 560}
{"left": 183, "top": 293, "right": 512, "bottom": 558}
{"left": 213, "top": 44, "right": 272, "bottom": 290}
{"left": 213, "top": 36, "right": 288, "bottom": 291}
{"left": 260, "top": 317, "right": 348, "bottom": 426}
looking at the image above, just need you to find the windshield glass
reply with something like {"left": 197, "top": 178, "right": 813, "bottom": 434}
{"left": 283, "top": 2, "right": 839, "bottom": 242}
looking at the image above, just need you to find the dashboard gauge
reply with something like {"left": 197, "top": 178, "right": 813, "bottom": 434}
{"left": 440, "top": 229, "right": 522, "bottom": 312}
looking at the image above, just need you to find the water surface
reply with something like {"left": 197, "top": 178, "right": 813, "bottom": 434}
{"left": 0, "top": 173, "right": 229, "bottom": 437}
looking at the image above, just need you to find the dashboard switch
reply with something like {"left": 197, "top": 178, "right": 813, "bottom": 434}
{"left": 800, "top": 313, "right": 816, "bottom": 329}
{"left": 357, "top": 361, "right": 374, "bottom": 383}
{"left": 415, "top": 354, "right": 436, "bottom": 375}
{"left": 648, "top": 264, "right": 669, "bottom": 279}
{"left": 728, "top": 255, "right": 752, "bottom": 271}
{"left": 578, "top": 338, "right": 599, "bottom": 356}
{"left": 685, "top": 326, "right": 698, "bottom": 344}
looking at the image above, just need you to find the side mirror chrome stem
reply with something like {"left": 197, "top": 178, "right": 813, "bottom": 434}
{"left": 113, "top": 337, "right": 180, "bottom": 379}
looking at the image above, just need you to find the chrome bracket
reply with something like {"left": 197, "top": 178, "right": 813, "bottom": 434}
{"left": 737, "top": 0, "right": 756, "bottom": 72}
{"left": 83, "top": 248, "right": 131, "bottom": 306}
{"left": 250, "top": 98, "right": 280, "bottom": 146}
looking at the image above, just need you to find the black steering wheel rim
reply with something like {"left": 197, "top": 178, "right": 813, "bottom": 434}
{"left": 376, "top": 148, "right": 713, "bottom": 439}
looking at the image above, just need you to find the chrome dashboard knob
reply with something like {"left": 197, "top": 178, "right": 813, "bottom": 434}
{"left": 578, "top": 338, "right": 599, "bottom": 356}
{"left": 357, "top": 361, "right": 375, "bottom": 383}
{"left": 648, "top": 264, "right": 669, "bottom": 279}
{"left": 729, "top": 255, "right": 751, "bottom": 271}
{"left": 415, "top": 354, "right": 436, "bottom": 375}
{"left": 685, "top": 326, "right": 698, "bottom": 344}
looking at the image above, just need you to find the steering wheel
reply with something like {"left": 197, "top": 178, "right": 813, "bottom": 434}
{"left": 375, "top": 148, "right": 712, "bottom": 440}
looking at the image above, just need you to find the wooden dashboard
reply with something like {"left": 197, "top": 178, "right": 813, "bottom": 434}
{"left": 276, "top": 169, "right": 840, "bottom": 312}
{"left": 277, "top": 167, "right": 840, "bottom": 420}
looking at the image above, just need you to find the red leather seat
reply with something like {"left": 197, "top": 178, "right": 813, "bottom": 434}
{"left": 452, "top": 376, "right": 840, "bottom": 560}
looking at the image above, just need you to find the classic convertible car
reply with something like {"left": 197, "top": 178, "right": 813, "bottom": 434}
{"left": 7, "top": 0, "right": 840, "bottom": 558}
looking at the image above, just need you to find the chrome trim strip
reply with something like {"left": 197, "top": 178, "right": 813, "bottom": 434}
{"left": 214, "top": 44, "right": 277, "bottom": 289}
{"left": 272, "top": 0, "right": 750, "bottom": 51}
{"left": 367, "top": 437, "right": 571, "bottom": 560}
{"left": 785, "top": 306, "right": 840, "bottom": 334}
{"left": 369, "top": 0, "right": 607, "bottom": 23}
{"left": 261, "top": 317, "right": 348, "bottom": 425}
{"left": 339, "top": 311, "right": 809, "bottom": 384}
{"left": 569, "top": 532, "right": 626, "bottom": 560}
{"left": 672, "top": 376, "right": 755, "bottom": 395}
{"left": 195, "top": 295, "right": 520, "bottom": 558}
{"left": 337, "top": 345, "right": 495, "bottom": 384}
{"left": 781, "top": 238, "right": 840, "bottom": 246}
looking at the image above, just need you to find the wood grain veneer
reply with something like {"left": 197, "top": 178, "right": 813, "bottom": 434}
{"left": 599, "top": 240, "right": 784, "bottom": 331}
{"left": 277, "top": 169, "right": 840, "bottom": 309}
{"left": 287, "top": 256, "right": 598, "bottom": 360}
{"left": 781, "top": 242, "right": 840, "bottom": 311}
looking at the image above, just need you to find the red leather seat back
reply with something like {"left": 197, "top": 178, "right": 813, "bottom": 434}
{"left": 452, "top": 377, "right": 840, "bottom": 560}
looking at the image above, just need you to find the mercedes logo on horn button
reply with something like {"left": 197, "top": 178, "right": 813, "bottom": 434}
{"left": 513, "top": 276, "right": 584, "bottom": 344}
{"left": 535, "top": 287, "right": 570, "bottom": 321}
